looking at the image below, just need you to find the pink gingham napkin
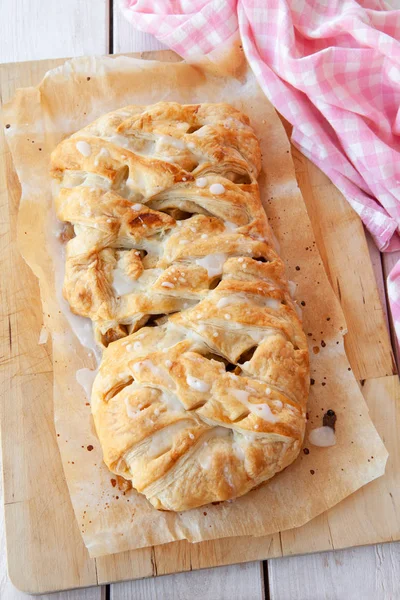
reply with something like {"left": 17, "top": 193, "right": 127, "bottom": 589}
{"left": 121, "top": 0, "right": 400, "bottom": 342}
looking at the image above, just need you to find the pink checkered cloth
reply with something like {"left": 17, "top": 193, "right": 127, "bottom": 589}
{"left": 121, "top": 0, "right": 400, "bottom": 341}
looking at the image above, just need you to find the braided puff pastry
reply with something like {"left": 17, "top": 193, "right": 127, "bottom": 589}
{"left": 51, "top": 102, "right": 309, "bottom": 512}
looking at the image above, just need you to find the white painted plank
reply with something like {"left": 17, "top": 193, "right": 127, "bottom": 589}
{"left": 110, "top": 563, "right": 265, "bottom": 600}
{"left": 0, "top": 0, "right": 109, "bottom": 63}
{"left": 113, "top": 5, "right": 167, "bottom": 53}
{"left": 268, "top": 543, "right": 400, "bottom": 600}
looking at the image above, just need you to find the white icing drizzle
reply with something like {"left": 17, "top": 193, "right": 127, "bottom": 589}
{"left": 195, "top": 253, "right": 227, "bottom": 278}
{"left": 160, "top": 390, "right": 184, "bottom": 412}
{"left": 147, "top": 421, "right": 190, "bottom": 458}
{"left": 265, "top": 297, "right": 281, "bottom": 310}
{"left": 135, "top": 360, "right": 176, "bottom": 390}
{"left": 232, "top": 441, "right": 246, "bottom": 461}
{"left": 198, "top": 453, "right": 212, "bottom": 470}
{"left": 161, "top": 281, "right": 175, "bottom": 289}
{"left": 216, "top": 293, "right": 280, "bottom": 311}
{"left": 246, "top": 329, "right": 267, "bottom": 343}
{"left": 294, "top": 303, "right": 303, "bottom": 319}
{"left": 94, "top": 147, "right": 110, "bottom": 166}
{"left": 76, "top": 368, "right": 98, "bottom": 401}
{"left": 76, "top": 141, "right": 91, "bottom": 157}
{"left": 246, "top": 386, "right": 257, "bottom": 393}
{"left": 224, "top": 465, "right": 235, "bottom": 489}
{"left": 193, "top": 127, "right": 207, "bottom": 138}
{"left": 125, "top": 396, "right": 139, "bottom": 419}
{"left": 135, "top": 359, "right": 162, "bottom": 378}
{"left": 288, "top": 280, "right": 297, "bottom": 297}
{"left": 113, "top": 267, "right": 162, "bottom": 296}
{"left": 272, "top": 400, "right": 283, "bottom": 409}
{"left": 224, "top": 117, "right": 247, "bottom": 130}
{"left": 224, "top": 221, "right": 237, "bottom": 232}
{"left": 230, "top": 388, "right": 250, "bottom": 403}
{"left": 159, "top": 135, "right": 186, "bottom": 149}
{"left": 186, "top": 375, "right": 210, "bottom": 393}
{"left": 197, "top": 427, "right": 232, "bottom": 470}
{"left": 38, "top": 325, "right": 49, "bottom": 345}
{"left": 229, "top": 388, "right": 278, "bottom": 423}
{"left": 196, "top": 177, "right": 208, "bottom": 188}
{"left": 112, "top": 265, "right": 139, "bottom": 296}
{"left": 309, "top": 426, "right": 336, "bottom": 447}
{"left": 209, "top": 183, "right": 225, "bottom": 195}
{"left": 108, "top": 134, "right": 129, "bottom": 148}
{"left": 216, "top": 294, "right": 248, "bottom": 309}
{"left": 223, "top": 465, "right": 235, "bottom": 488}
{"left": 68, "top": 312, "right": 97, "bottom": 354}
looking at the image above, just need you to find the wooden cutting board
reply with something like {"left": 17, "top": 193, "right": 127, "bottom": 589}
{"left": 1, "top": 54, "right": 399, "bottom": 595}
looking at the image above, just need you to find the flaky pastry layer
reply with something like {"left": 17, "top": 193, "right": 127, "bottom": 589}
{"left": 51, "top": 102, "right": 309, "bottom": 511}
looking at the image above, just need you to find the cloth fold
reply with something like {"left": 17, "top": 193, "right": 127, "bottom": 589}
{"left": 121, "top": 0, "right": 400, "bottom": 341}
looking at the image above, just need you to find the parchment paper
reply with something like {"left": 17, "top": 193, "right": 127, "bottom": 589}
{"left": 3, "top": 49, "right": 388, "bottom": 558}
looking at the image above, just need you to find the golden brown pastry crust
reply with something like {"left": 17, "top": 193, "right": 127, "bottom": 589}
{"left": 51, "top": 102, "right": 309, "bottom": 512}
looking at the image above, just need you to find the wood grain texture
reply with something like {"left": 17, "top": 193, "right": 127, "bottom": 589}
{"left": 366, "top": 231, "right": 389, "bottom": 333}
{"left": 0, "top": 395, "right": 103, "bottom": 600}
{"left": 0, "top": 6, "right": 109, "bottom": 595}
{"left": 1, "top": 52, "right": 399, "bottom": 595}
{"left": 268, "top": 543, "right": 400, "bottom": 600}
{"left": 291, "top": 144, "right": 396, "bottom": 380}
{"left": 97, "top": 535, "right": 282, "bottom": 585}
{"left": 269, "top": 373, "right": 400, "bottom": 598}
{"left": 0, "top": 63, "right": 100, "bottom": 597}
{"left": 110, "top": 563, "right": 265, "bottom": 600}
{"left": 0, "top": 0, "right": 109, "bottom": 63}
{"left": 278, "top": 375, "right": 400, "bottom": 557}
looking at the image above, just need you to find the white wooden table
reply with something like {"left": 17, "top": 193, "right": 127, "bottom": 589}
{"left": 1, "top": 2, "right": 399, "bottom": 598}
